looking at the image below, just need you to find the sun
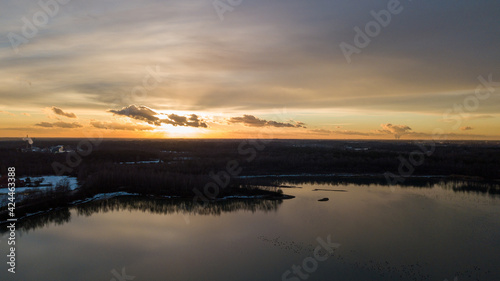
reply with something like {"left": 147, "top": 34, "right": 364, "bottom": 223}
{"left": 158, "top": 124, "right": 204, "bottom": 138}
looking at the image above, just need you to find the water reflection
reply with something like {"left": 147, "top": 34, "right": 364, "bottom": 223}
{"left": 6, "top": 208, "right": 71, "bottom": 234}
{"left": 268, "top": 177, "right": 500, "bottom": 196}
{"left": 441, "top": 180, "right": 500, "bottom": 196}
{"left": 3, "top": 178, "right": 499, "bottom": 235}
{"left": 1, "top": 182, "right": 499, "bottom": 281}
{"left": 3, "top": 196, "right": 282, "bottom": 234}
{"left": 76, "top": 196, "right": 281, "bottom": 217}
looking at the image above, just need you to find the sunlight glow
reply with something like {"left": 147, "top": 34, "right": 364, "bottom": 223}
{"left": 158, "top": 124, "right": 204, "bottom": 138}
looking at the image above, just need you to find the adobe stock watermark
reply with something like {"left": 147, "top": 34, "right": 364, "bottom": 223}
{"left": 443, "top": 74, "right": 500, "bottom": 130}
{"left": 281, "top": 235, "right": 340, "bottom": 281}
{"left": 339, "top": 0, "right": 406, "bottom": 63}
{"left": 191, "top": 136, "right": 273, "bottom": 204}
{"left": 51, "top": 129, "right": 103, "bottom": 176}
{"left": 110, "top": 267, "right": 135, "bottom": 281}
{"left": 384, "top": 73, "right": 499, "bottom": 187}
{"left": 183, "top": 108, "right": 289, "bottom": 224}
{"left": 8, "top": 0, "right": 73, "bottom": 54}
{"left": 110, "top": 65, "right": 168, "bottom": 109}
{"left": 213, "top": 0, "right": 243, "bottom": 21}
{"left": 52, "top": 64, "right": 166, "bottom": 175}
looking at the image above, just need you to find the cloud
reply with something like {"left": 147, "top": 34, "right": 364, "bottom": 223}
{"left": 51, "top": 107, "right": 77, "bottom": 118}
{"left": 0, "top": 110, "right": 15, "bottom": 116}
{"left": 35, "top": 121, "right": 83, "bottom": 128}
{"left": 309, "top": 129, "right": 332, "bottom": 135}
{"left": 311, "top": 124, "right": 414, "bottom": 138}
{"left": 34, "top": 122, "right": 55, "bottom": 128}
{"left": 0, "top": 1, "right": 498, "bottom": 139}
{"left": 443, "top": 114, "right": 495, "bottom": 123}
{"left": 376, "top": 124, "right": 413, "bottom": 139}
{"left": 22, "top": 113, "right": 31, "bottom": 117}
{"left": 465, "top": 115, "right": 495, "bottom": 121}
{"left": 108, "top": 105, "right": 208, "bottom": 128}
{"left": 295, "top": 121, "right": 307, "bottom": 128}
{"left": 309, "top": 129, "right": 372, "bottom": 136}
{"left": 229, "top": 115, "right": 305, "bottom": 128}
{"left": 163, "top": 114, "right": 208, "bottom": 128}
{"left": 91, "top": 121, "right": 154, "bottom": 131}
{"left": 109, "top": 105, "right": 161, "bottom": 125}
{"left": 310, "top": 124, "right": 494, "bottom": 140}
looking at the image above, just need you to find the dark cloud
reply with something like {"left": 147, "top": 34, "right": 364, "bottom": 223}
{"left": 229, "top": 115, "right": 305, "bottom": 128}
{"left": 35, "top": 121, "right": 82, "bottom": 128}
{"left": 51, "top": 107, "right": 77, "bottom": 118}
{"left": 460, "top": 126, "right": 473, "bottom": 131}
{"left": 109, "top": 105, "right": 161, "bottom": 125}
{"left": 295, "top": 121, "right": 306, "bottom": 128}
{"left": 108, "top": 105, "right": 208, "bottom": 128}
{"left": 34, "top": 122, "right": 53, "bottom": 128}
{"left": 229, "top": 115, "right": 266, "bottom": 127}
{"left": 163, "top": 114, "right": 208, "bottom": 128}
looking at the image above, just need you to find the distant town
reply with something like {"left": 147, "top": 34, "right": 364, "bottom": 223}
{"left": 20, "top": 135, "right": 77, "bottom": 154}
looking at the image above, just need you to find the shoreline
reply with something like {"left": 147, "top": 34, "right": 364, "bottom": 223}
{"left": 2, "top": 172, "right": 499, "bottom": 225}
{"left": 0, "top": 191, "right": 294, "bottom": 225}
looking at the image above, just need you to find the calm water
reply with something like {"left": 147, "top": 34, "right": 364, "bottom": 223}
{"left": 1, "top": 183, "right": 500, "bottom": 281}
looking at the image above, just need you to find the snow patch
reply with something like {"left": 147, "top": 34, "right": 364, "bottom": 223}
{"left": 71, "top": 192, "right": 140, "bottom": 205}
{"left": 0, "top": 176, "right": 79, "bottom": 207}
{"left": 118, "top": 160, "right": 160, "bottom": 164}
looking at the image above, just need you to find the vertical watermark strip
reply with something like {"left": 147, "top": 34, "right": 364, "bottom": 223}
{"left": 6, "top": 167, "right": 17, "bottom": 274}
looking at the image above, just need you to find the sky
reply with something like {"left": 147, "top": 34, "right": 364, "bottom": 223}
{"left": 0, "top": 0, "right": 499, "bottom": 139}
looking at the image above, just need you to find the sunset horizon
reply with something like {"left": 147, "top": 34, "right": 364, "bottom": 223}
{"left": 1, "top": 2, "right": 500, "bottom": 280}
{"left": 1, "top": 1, "right": 499, "bottom": 140}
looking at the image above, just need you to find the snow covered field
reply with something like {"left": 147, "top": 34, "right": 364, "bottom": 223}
{"left": 16, "top": 176, "right": 80, "bottom": 193}
{"left": 0, "top": 176, "right": 79, "bottom": 207}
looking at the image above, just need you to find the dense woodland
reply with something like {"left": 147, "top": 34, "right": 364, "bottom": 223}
{"left": 1, "top": 138, "right": 499, "bottom": 180}
{"left": 0, "top": 139, "right": 499, "bottom": 220}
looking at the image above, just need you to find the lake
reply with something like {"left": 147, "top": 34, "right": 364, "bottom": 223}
{"left": 1, "top": 181, "right": 500, "bottom": 281}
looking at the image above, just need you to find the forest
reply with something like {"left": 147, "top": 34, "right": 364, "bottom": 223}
{"left": 0, "top": 138, "right": 499, "bottom": 221}
{"left": 1, "top": 138, "right": 499, "bottom": 179}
